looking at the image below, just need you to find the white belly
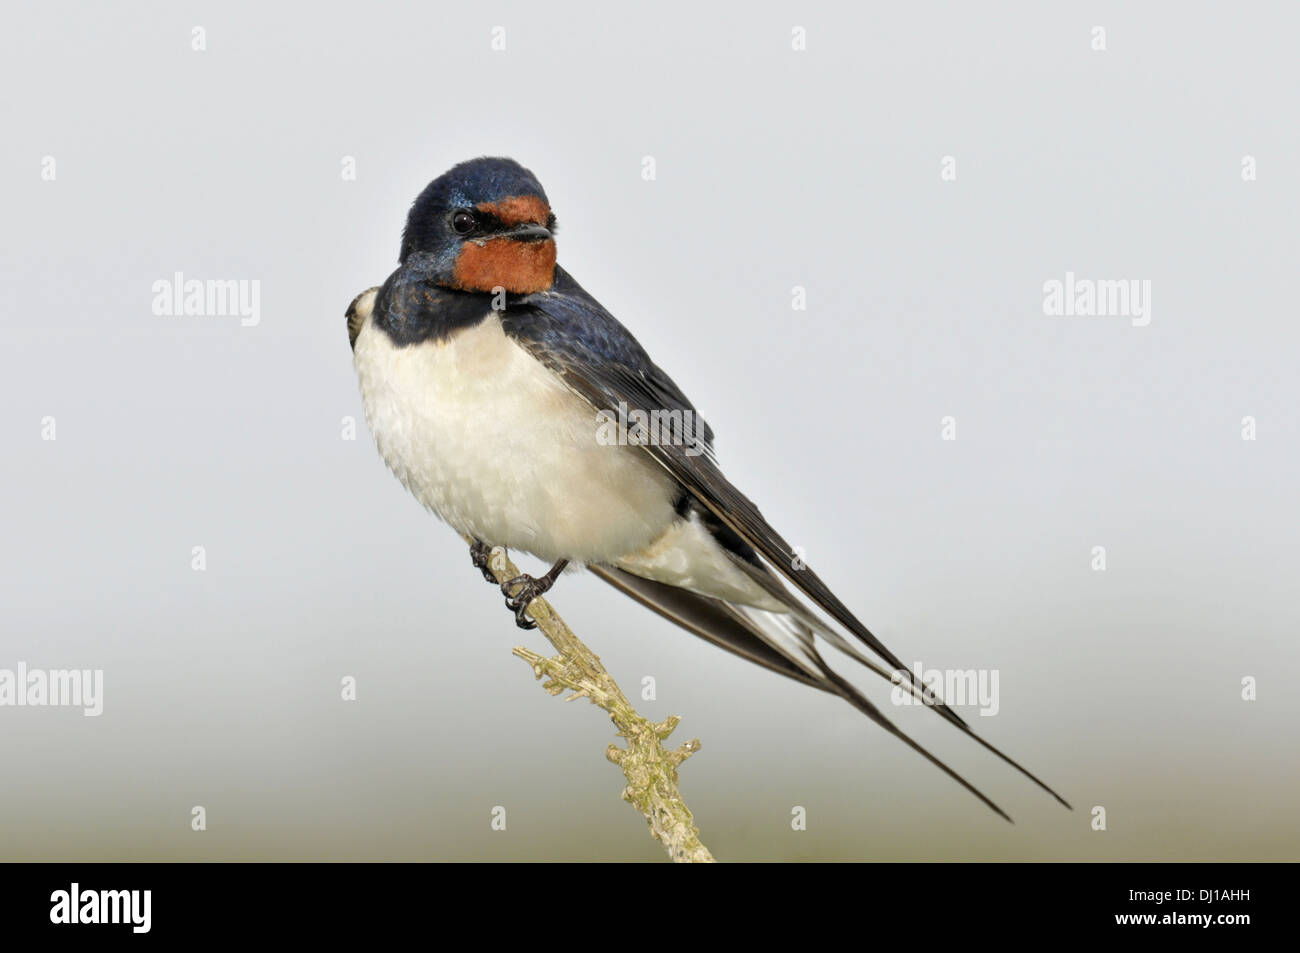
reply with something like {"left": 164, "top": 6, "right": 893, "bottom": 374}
{"left": 352, "top": 307, "right": 679, "bottom": 564}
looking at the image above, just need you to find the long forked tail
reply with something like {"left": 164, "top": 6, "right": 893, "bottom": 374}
{"left": 591, "top": 564, "right": 1071, "bottom": 821}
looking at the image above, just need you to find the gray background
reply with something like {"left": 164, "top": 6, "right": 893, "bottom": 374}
{"left": 2, "top": 1, "right": 1297, "bottom": 861}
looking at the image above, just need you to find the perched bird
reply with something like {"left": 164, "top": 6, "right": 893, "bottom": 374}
{"left": 347, "top": 156, "right": 1069, "bottom": 821}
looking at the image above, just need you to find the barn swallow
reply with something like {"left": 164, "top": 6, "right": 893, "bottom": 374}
{"left": 347, "top": 156, "right": 1070, "bottom": 821}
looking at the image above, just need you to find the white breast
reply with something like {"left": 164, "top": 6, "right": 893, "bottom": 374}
{"left": 352, "top": 303, "right": 679, "bottom": 565}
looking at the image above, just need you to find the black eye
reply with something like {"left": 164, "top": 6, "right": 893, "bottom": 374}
{"left": 451, "top": 210, "right": 476, "bottom": 234}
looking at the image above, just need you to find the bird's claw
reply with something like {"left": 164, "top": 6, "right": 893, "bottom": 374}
{"left": 468, "top": 539, "right": 498, "bottom": 584}
{"left": 501, "top": 574, "right": 551, "bottom": 630}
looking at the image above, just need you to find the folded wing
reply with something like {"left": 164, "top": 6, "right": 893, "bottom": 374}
{"left": 505, "top": 270, "right": 1070, "bottom": 817}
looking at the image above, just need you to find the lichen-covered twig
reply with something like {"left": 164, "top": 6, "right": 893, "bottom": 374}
{"left": 466, "top": 537, "right": 715, "bottom": 863}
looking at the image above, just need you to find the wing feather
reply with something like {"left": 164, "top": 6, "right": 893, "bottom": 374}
{"left": 505, "top": 270, "right": 1070, "bottom": 813}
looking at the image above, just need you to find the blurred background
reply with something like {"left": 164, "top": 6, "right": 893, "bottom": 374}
{"left": 1, "top": 1, "right": 1297, "bottom": 861}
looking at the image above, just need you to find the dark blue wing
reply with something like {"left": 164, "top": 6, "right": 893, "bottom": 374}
{"left": 504, "top": 266, "right": 925, "bottom": 690}
{"left": 503, "top": 267, "right": 715, "bottom": 452}
{"left": 503, "top": 267, "right": 1072, "bottom": 813}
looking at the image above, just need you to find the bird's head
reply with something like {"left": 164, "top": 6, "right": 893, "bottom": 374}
{"left": 399, "top": 157, "right": 557, "bottom": 295}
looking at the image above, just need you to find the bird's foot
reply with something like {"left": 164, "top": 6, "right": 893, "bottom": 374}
{"left": 500, "top": 559, "right": 569, "bottom": 630}
{"left": 468, "top": 538, "right": 498, "bottom": 584}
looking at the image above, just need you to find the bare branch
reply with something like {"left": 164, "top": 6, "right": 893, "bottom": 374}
{"left": 468, "top": 537, "right": 716, "bottom": 863}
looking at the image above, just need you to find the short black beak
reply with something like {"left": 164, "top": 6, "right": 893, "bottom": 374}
{"left": 502, "top": 223, "right": 552, "bottom": 243}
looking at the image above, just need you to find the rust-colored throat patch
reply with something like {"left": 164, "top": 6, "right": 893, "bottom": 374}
{"left": 451, "top": 196, "right": 556, "bottom": 295}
